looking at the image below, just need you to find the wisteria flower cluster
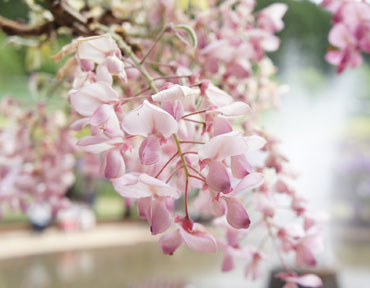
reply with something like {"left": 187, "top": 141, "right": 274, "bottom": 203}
{"left": 49, "top": 1, "right": 324, "bottom": 283}
{"left": 323, "top": 0, "right": 370, "bottom": 73}
{"left": 0, "top": 0, "right": 333, "bottom": 286}
{"left": 0, "top": 98, "right": 76, "bottom": 217}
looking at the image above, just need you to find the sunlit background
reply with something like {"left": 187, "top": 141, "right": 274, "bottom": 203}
{"left": 0, "top": 0, "right": 370, "bottom": 287}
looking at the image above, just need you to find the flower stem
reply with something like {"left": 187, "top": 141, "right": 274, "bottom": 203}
{"left": 140, "top": 24, "right": 172, "bottom": 65}
{"left": 264, "top": 217, "right": 293, "bottom": 273}
{"left": 180, "top": 140, "right": 205, "bottom": 145}
{"left": 182, "top": 109, "right": 208, "bottom": 118}
{"left": 166, "top": 165, "right": 185, "bottom": 183}
{"left": 173, "top": 133, "right": 192, "bottom": 219}
{"left": 155, "top": 152, "right": 179, "bottom": 178}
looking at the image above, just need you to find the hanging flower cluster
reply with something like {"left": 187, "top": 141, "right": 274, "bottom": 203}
{"left": 0, "top": 98, "right": 76, "bottom": 217}
{"left": 0, "top": 0, "right": 329, "bottom": 286}
{"left": 52, "top": 3, "right": 324, "bottom": 281}
{"left": 323, "top": 0, "right": 370, "bottom": 73}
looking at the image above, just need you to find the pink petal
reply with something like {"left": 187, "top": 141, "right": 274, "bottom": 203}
{"left": 150, "top": 198, "right": 172, "bottom": 235}
{"left": 296, "top": 244, "right": 317, "bottom": 267}
{"left": 231, "top": 154, "right": 252, "bottom": 179}
{"left": 206, "top": 161, "right": 231, "bottom": 193}
{"left": 261, "top": 34, "right": 281, "bottom": 52}
{"left": 222, "top": 253, "right": 235, "bottom": 272}
{"left": 111, "top": 173, "right": 153, "bottom": 198}
{"left": 255, "top": 192, "right": 275, "bottom": 218}
{"left": 329, "top": 23, "right": 355, "bottom": 48}
{"left": 293, "top": 274, "right": 322, "bottom": 287}
{"left": 159, "top": 229, "right": 183, "bottom": 255}
{"left": 179, "top": 224, "right": 218, "bottom": 253}
{"left": 244, "top": 135, "right": 267, "bottom": 151}
{"left": 77, "top": 136, "right": 121, "bottom": 153}
{"left": 139, "top": 135, "right": 161, "bottom": 165}
{"left": 325, "top": 50, "right": 343, "bottom": 66}
{"left": 112, "top": 173, "right": 180, "bottom": 199}
{"left": 69, "top": 82, "right": 119, "bottom": 116}
{"left": 80, "top": 59, "right": 94, "bottom": 71}
{"left": 205, "top": 84, "right": 234, "bottom": 107}
{"left": 212, "top": 102, "right": 251, "bottom": 117}
{"left": 152, "top": 85, "right": 199, "bottom": 102}
{"left": 96, "top": 63, "right": 113, "bottom": 85}
{"left": 77, "top": 34, "right": 117, "bottom": 63}
{"left": 139, "top": 174, "right": 180, "bottom": 198}
{"left": 137, "top": 197, "right": 152, "bottom": 220}
{"left": 277, "top": 272, "right": 323, "bottom": 288}
{"left": 232, "top": 173, "right": 264, "bottom": 195}
{"left": 198, "top": 131, "right": 249, "bottom": 161}
{"left": 90, "top": 104, "right": 123, "bottom": 137}
{"left": 70, "top": 118, "right": 89, "bottom": 130}
{"left": 162, "top": 100, "right": 184, "bottom": 120}
{"left": 106, "top": 55, "right": 124, "bottom": 73}
{"left": 122, "top": 100, "right": 178, "bottom": 138}
{"left": 223, "top": 197, "right": 251, "bottom": 229}
{"left": 213, "top": 117, "right": 233, "bottom": 136}
{"left": 104, "top": 149, "right": 125, "bottom": 178}
{"left": 258, "top": 3, "right": 288, "bottom": 32}
{"left": 226, "top": 60, "right": 251, "bottom": 79}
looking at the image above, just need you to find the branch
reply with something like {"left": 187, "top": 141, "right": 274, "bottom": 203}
{"left": 45, "top": 0, "right": 90, "bottom": 35}
{"left": 0, "top": 15, "right": 53, "bottom": 36}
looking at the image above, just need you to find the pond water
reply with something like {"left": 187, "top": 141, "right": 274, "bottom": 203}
{"left": 0, "top": 242, "right": 265, "bottom": 288}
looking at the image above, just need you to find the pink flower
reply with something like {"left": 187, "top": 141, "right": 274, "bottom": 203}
{"left": 112, "top": 173, "right": 180, "bottom": 199}
{"left": 159, "top": 217, "right": 217, "bottom": 254}
{"left": 294, "top": 229, "right": 323, "bottom": 267}
{"left": 258, "top": 3, "right": 288, "bottom": 33}
{"left": 152, "top": 85, "right": 199, "bottom": 120}
{"left": 112, "top": 173, "right": 180, "bottom": 234}
{"left": 138, "top": 197, "right": 172, "bottom": 235}
{"left": 77, "top": 34, "right": 126, "bottom": 83}
{"left": 245, "top": 249, "right": 265, "bottom": 280}
{"left": 198, "top": 131, "right": 265, "bottom": 162}
{"left": 324, "top": 1, "right": 370, "bottom": 72}
{"left": 77, "top": 136, "right": 126, "bottom": 178}
{"left": 122, "top": 100, "right": 178, "bottom": 165}
{"left": 69, "top": 82, "right": 119, "bottom": 116}
{"left": 276, "top": 272, "right": 322, "bottom": 288}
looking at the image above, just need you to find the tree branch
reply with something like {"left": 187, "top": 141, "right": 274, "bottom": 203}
{"left": 45, "top": 0, "right": 90, "bottom": 35}
{"left": 0, "top": 15, "right": 53, "bottom": 36}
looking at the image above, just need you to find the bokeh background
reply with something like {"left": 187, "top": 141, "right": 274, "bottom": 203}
{"left": 0, "top": 0, "right": 370, "bottom": 287}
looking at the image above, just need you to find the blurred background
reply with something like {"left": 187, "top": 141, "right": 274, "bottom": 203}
{"left": 0, "top": 0, "right": 370, "bottom": 287}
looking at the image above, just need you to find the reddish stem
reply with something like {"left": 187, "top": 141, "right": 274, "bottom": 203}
{"left": 133, "top": 86, "right": 151, "bottom": 97}
{"left": 188, "top": 174, "right": 206, "bottom": 182}
{"left": 140, "top": 25, "right": 171, "bottom": 65}
{"left": 182, "top": 151, "right": 198, "bottom": 156}
{"left": 153, "top": 74, "right": 192, "bottom": 81}
{"left": 265, "top": 218, "right": 293, "bottom": 273}
{"left": 182, "top": 109, "right": 208, "bottom": 119}
{"left": 183, "top": 118, "right": 205, "bottom": 125}
{"left": 188, "top": 165, "right": 206, "bottom": 180}
{"left": 155, "top": 152, "right": 179, "bottom": 178}
{"left": 166, "top": 165, "right": 184, "bottom": 183}
{"left": 184, "top": 178, "right": 189, "bottom": 219}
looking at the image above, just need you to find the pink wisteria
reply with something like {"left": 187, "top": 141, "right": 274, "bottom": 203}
{"left": 323, "top": 0, "right": 370, "bottom": 73}
{"left": 48, "top": 0, "right": 325, "bottom": 283}
{"left": 0, "top": 0, "right": 333, "bottom": 286}
{"left": 0, "top": 99, "right": 76, "bottom": 216}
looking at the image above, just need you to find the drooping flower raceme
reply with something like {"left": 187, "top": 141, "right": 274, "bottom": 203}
{"left": 322, "top": 0, "right": 370, "bottom": 73}
{"left": 0, "top": 0, "right": 327, "bottom": 286}
{"left": 52, "top": 20, "right": 325, "bottom": 285}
